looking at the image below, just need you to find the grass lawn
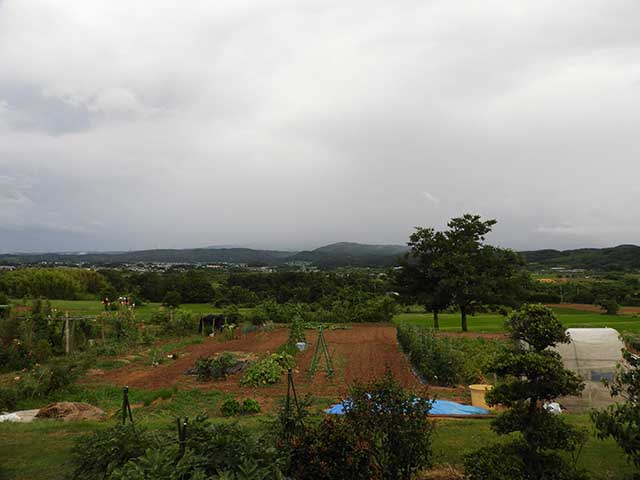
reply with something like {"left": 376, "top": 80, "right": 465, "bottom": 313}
{"left": 30, "top": 300, "right": 640, "bottom": 335}
{"left": 432, "top": 415, "right": 634, "bottom": 479}
{"left": 395, "top": 307, "right": 640, "bottom": 334}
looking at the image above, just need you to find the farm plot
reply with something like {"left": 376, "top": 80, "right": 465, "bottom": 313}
{"left": 85, "top": 324, "right": 422, "bottom": 405}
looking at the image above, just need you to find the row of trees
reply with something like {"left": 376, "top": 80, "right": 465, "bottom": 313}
{"left": 0, "top": 268, "right": 108, "bottom": 299}
{"left": 395, "top": 214, "right": 527, "bottom": 331}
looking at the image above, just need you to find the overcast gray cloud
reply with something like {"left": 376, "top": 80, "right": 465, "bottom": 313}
{"left": 1, "top": 0, "right": 640, "bottom": 253}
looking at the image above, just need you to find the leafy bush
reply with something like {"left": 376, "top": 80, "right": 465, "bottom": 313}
{"left": 195, "top": 352, "right": 236, "bottom": 381}
{"left": 110, "top": 447, "right": 207, "bottom": 480}
{"left": 596, "top": 298, "right": 620, "bottom": 315}
{"left": 289, "top": 371, "right": 434, "bottom": 480}
{"left": 184, "top": 417, "right": 285, "bottom": 477}
{"left": 71, "top": 416, "right": 284, "bottom": 479}
{"left": 270, "top": 352, "right": 296, "bottom": 369}
{"left": 220, "top": 398, "right": 241, "bottom": 417}
{"left": 222, "top": 304, "right": 243, "bottom": 324}
{"left": 150, "top": 308, "right": 195, "bottom": 335}
{"left": 162, "top": 290, "right": 181, "bottom": 308}
{"left": 289, "top": 416, "right": 374, "bottom": 480}
{"left": 71, "top": 423, "right": 151, "bottom": 480}
{"left": 241, "top": 398, "right": 261, "bottom": 415}
{"left": 397, "top": 324, "right": 507, "bottom": 386}
{"left": 241, "top": 357, "right": 284, "bottom": 387}
{"left": 0, "top": 361, "right": 77, "bottom": 409}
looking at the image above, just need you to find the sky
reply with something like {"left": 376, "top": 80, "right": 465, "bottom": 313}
{"left": 1, "top": 0, "right": 640, "bottom": 253}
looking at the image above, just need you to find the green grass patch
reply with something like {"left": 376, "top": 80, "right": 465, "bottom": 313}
{"left": 394, "top": 307, "right": 640, "bottom": 334}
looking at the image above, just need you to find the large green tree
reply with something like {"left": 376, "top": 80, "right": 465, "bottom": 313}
{"left": 442, "top": 214, "right": 525, "bottom": 331}
{"left": 465, "top": 304, "right": 587, "bottom": 480}
{"left": 397, "top": 214, "right": 525, "bottom": 331}
{"left": 395, "top": 227, "right": 451, "bottom": 329}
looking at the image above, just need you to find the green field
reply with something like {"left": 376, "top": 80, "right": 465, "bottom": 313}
{"left": 45, "top": 300, "right": 251, "bottom": 322}
{"left": 395, "top": 307, "right": 640, "bottom": 334}
{"left": 41, "top": 300, "right": 640, "bottom": 334}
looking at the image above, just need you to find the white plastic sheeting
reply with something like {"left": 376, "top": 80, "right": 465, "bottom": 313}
{"left": 0, "top": 409, "right": 40, "bottom": 423}
{"left": 552, "top": 328, "right": 625, "bottom": 410}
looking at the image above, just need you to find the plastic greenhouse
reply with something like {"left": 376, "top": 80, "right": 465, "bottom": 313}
{"left": 552, "top": 328, "right": 625, "bottom": 410}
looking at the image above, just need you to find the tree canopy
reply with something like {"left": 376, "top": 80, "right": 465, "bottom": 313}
{"left": 396, "top": 214, "right": 526, "bottom": 331}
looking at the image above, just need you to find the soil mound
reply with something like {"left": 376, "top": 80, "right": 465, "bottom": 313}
{"left": 36, "top": 402, "right": 106, "bottom": 421}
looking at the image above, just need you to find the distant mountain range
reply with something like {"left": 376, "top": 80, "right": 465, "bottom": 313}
{"left": 1, "top": 242, "right": 639, "bottom": 271}
{"left": 520, "top": 244, "right": 640, "bottom": 271}
{"left": 0, "top": 242, "right": 408, "bottom": 268}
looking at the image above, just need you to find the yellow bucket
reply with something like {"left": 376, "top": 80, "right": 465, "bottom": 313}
{"left": 469, "top": 384, "right": 493, "bottom": 409}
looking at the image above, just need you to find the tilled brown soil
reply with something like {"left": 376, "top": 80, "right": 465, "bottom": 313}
{"left": 85, "top": 324, "right": 430, "bottom": 407}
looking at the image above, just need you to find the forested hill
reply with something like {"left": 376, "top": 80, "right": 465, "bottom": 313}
{"left": 0, "top": 248, "right": 294, "bottom": 266}
{"left": 290, "top": 242, "right": 409, "bottom": 268}
{"left": 521, "top": 244, "right": 640, "bottom": 271}
{"left": 0, "top": 242, "right": 409, "bottom": 268}
{"left": 2, "top": 243, "right": 639, "bottom": 270}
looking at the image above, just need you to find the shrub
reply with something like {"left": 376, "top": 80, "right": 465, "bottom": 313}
{"left": 289, "top": 416, "right": 374, "bottom": 480}
{"left": 289, "top": 371, "right": 433, "bottom": 480}
{"left": 596, "top": 298, "right": 620, "bottom": 315}
{"left": 0, "top": 361, "right": 78, "bottom": 409}
{"left": 162, "top": 290, "right": 181, "bottom": 308}
{"left": 241, "top": 398, "right": 261, "bottom": 415}
{"left": 220, "top": 398, "right": 241, "bottom": 417}
{"left": 71, "top": 424, "right": 151, "bottom": 480}
{"left": 195, "top": 352, "right": 236, "bottom": 381}
{"left": 270, "top": 352, "right": 296, "bottom": 369}
{"left": 222, "top": 304, "right": 242, "bottom": 324}
{"left": 184, "top": 417, "right": 285, "bottom": 477}
{"left": 241, "top": 357, "right": 283, "bottom": 387}
{"left": 150, "top": 308, "right": 195, "bottom": 335}
{"left": 110, "top": 447, "right": 206, "bottom": 480}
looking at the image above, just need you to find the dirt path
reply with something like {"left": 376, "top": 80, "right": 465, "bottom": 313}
{"left": 86, "top": 324, "right": 428, "bottom": 406}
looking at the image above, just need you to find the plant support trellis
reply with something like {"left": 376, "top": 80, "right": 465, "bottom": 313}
{"left": 308, "top": 326, "right": 334, "bottom": 377}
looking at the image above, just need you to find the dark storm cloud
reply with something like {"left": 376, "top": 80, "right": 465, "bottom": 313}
{"left": 1, "top": 0, "right": 640, "bottom": 253}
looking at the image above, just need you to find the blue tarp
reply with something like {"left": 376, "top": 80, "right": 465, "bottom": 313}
{"left": 325, "top": 399, "right": 490, "bottom": 416}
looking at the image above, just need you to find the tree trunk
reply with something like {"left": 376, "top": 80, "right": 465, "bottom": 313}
{"left": 461, "top": 306, "right": 468, "bottom": 332}
{"left": 433, "top": 309, "right": 439, "bottom": 330}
